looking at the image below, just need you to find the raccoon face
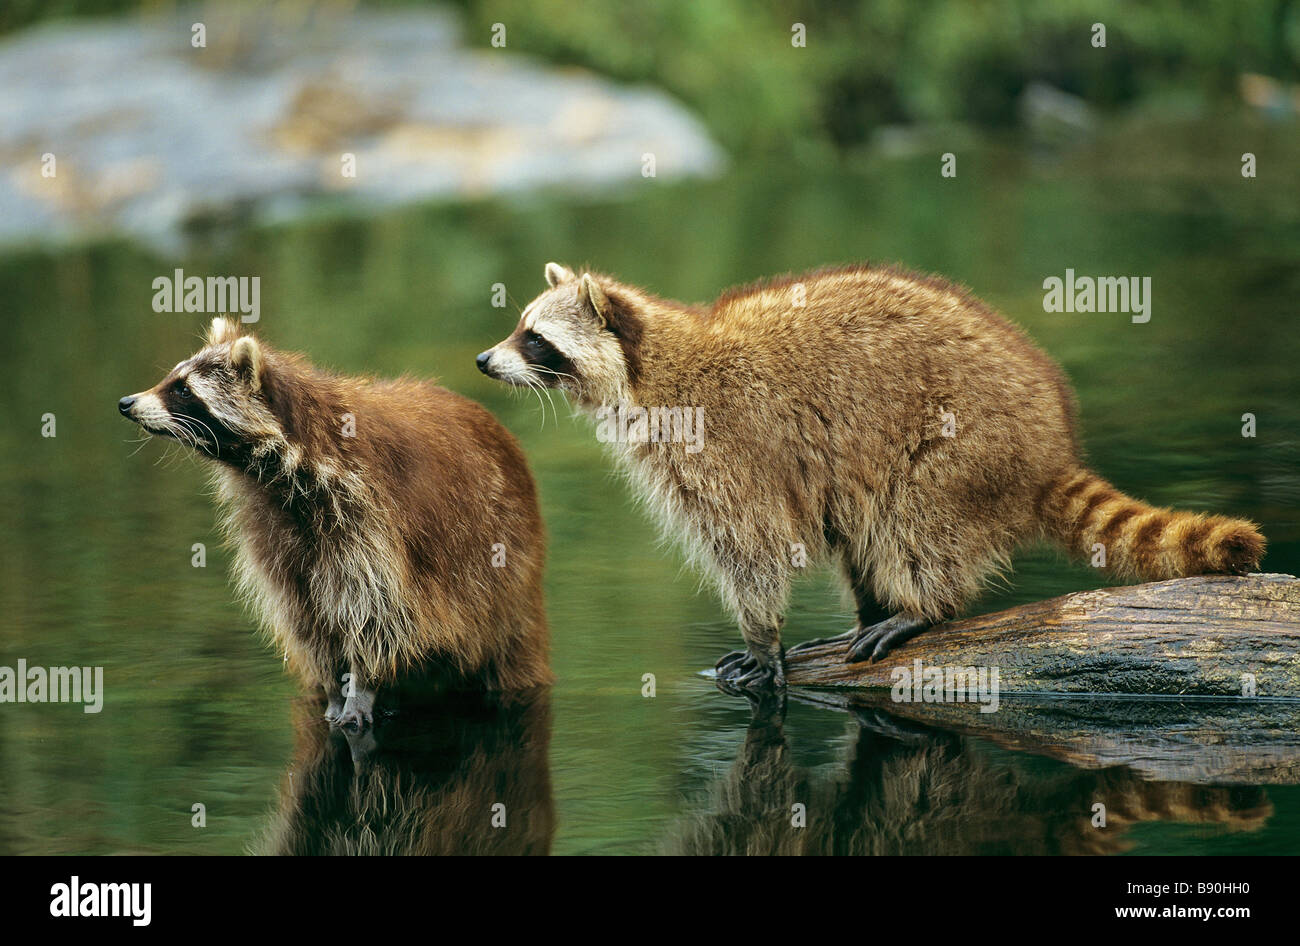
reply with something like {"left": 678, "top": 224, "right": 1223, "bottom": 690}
{"left": 119, "top": 317, "right": 278, "bottom": 461}
{"left": 476, "top": 263, "right": 634, "bottom": 406}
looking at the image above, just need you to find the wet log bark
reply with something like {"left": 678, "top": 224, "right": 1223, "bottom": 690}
{"left": 785, "top": 573, "right": 1300, "bottom": 699}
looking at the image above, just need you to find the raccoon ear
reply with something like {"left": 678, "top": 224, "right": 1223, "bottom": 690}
{"left": 579, "top": 273, "right": 610, "bottom": 329}
{"left": 545, "top": 262, "right": 574, "bottom": 288}
{"left": 229, "top": 336, "right": 264, "bottom": 392}
{"left": 207, "top": 317, "right": 241, "bottom": 346}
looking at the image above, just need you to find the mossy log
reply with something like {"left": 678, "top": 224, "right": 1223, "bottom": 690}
{"left": 786, "top": 574, "right": 1300, "bottom": 699}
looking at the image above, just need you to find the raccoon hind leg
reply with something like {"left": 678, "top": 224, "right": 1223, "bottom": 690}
{"left": 848, "top": 514, "right": 1002, "bottom": 662}
{"left": 787, "top": 550, "right": 892, "bottom": 655}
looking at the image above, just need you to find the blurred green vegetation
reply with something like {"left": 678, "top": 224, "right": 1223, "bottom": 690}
{"left": 4, "top": 0, "right": 1300, "bottom": 155}
{"left": 449, "top": 0, "right": 1300, "bottom": 151}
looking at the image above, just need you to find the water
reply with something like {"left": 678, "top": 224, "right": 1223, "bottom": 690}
{"left": 2, "top": 120, "right": 1298, "bottom": 854}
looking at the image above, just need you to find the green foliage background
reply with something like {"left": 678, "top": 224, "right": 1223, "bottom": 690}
{"left": 450, "top": 0, "right": 1300, "bottom": 151}
{"left": 4, "top": 0, "right": 1300, "bottom": 154}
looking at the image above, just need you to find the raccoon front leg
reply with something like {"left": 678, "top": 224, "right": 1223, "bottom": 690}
{"left": 336, "top": 663, "right": 378, "bottom": 733}
{"left": 709, "top": 539, "right": 792, "bottom": 690}
{"left": 715, "top": 609, "right": 787, "bottom": 690}
{"left": 788, "top": 554, "right": 889, "bottom": 655}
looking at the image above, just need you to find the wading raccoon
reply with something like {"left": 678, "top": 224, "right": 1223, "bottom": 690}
{"left": 121, "top": 317, "right": 550, "bottom": 729}
{"left": 477, "top": 263, "right": 1264, "bottom": 690}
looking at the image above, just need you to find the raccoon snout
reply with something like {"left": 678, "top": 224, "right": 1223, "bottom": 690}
{"left": 118, "top": 395, "right": 138, "bottom": 416}
{"left": 475, "top": 351, "right": 494, "bottom": 375}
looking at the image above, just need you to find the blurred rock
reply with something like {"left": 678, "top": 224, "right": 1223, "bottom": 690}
{"left": 0, "top": 5, "right": 725, "bottom": 252}
{"left": 1240, "top": 73, "right": 1300, "bottom": 120}
{"left": 1018, "top": 80, "right": 1095, "bottom": 146}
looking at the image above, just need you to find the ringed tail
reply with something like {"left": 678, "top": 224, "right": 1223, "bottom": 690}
{"left": 1039, "top": 468, "right": 1264, "bottom": 580}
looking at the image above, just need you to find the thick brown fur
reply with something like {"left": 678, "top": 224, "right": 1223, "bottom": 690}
{"left": 480, "top": 262, "right": 1264, "bottom": 678}
{"left": 122, "top": 318, "right": 550, "bottom": 724}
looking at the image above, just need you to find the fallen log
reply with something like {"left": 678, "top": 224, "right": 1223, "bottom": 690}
{"left": 786, "top": 573, "right": 1300, "bottom": 699}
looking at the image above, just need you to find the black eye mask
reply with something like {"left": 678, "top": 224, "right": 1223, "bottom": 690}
{"left": 520, "top": 330, "right": 577, "bottom": 381}
{"left": 160, "top": 381, "right": 244, "bottom": 457}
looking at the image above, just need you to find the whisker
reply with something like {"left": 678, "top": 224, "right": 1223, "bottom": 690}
{"left": 153, "top": 441, "right": 177, "bottom": 467}
{"left": 125, "top": 433, "right": 153, "bottom": 459}
{"left": 526, "top": 365, "right": 575, "bottom": 428}
{"left": 522, "top": 375, "right": 549, "bottom": 429}
{"left": 176, "top": 413, "right": 220, "bottom": 457}
{"left": 165, "top": 417, "right": 205, "bottom": 455}
{"left": 530, "top": 365, "right": 577, "bottom": 384}
{"left": 168, "top": 418, "right": 198, "bottom": 448}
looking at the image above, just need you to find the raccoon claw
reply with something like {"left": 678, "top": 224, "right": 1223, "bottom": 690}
{"left": 846, "top": 613, "right": 932, "bottom": 663}
{"left": 734, "top": 662, "right": 784, "bottom": 690}
{"left": 334, "top": 687, "right": 378, "bottom": 733}
{"left": 714, "top": 650, "right": 753, "bottom": 676}
{"left": 786, "top": 630, "right": 855, "bottom": 655}
{"left": 335, "top": 705, "right": 373, "bottom": 733}
{"left": 714, "top": 649, "right": 786, "bottom": 691}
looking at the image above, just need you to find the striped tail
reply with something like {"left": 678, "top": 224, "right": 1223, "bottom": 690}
{"left": 1040, "top": 469, "right": 1265, "bottom": 581}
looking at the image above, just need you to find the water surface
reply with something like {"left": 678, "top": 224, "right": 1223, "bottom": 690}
{"left": 2, "top": 120, "right": 1298, "bottom": 854}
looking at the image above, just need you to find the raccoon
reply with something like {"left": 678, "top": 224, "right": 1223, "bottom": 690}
{"left": 121, "top": 317, "right": 550, "bottom": 729}
{"left": 477, "top": 262, "right": 1264, "bottom": 690}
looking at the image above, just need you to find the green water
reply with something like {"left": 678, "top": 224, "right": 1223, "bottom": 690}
{"left": 2, "top": 119, "right": 1298, "bottom": 854}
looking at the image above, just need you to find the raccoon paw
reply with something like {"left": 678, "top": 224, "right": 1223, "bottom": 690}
{"left": 335, "top": 704, "right": 373, "bottom": 733}
{"left": 714, "top": 648, "right": 786, "bottom": 690}
{"left": 845, "top": 613, "right": 933, "bottom": 663}
{"left": 334, "top": 687, "right": 377, "bottom": 733}
{"left": 714, "top": 649, "right": 755, "bottom": 677}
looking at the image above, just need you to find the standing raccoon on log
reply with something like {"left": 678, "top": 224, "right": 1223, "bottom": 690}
{"left": 121, "top": 317, "right": 550, "bottom": 729}
{"left": 477, "top": 263, "right": 1264, "bottom": 691}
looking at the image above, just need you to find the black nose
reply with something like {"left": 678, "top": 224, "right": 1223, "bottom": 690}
{"left": 118, "top": 395, "right": 137, "bottom": 416}
{"left": 476, "top": 351, "right": 492, "bottom": 374}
